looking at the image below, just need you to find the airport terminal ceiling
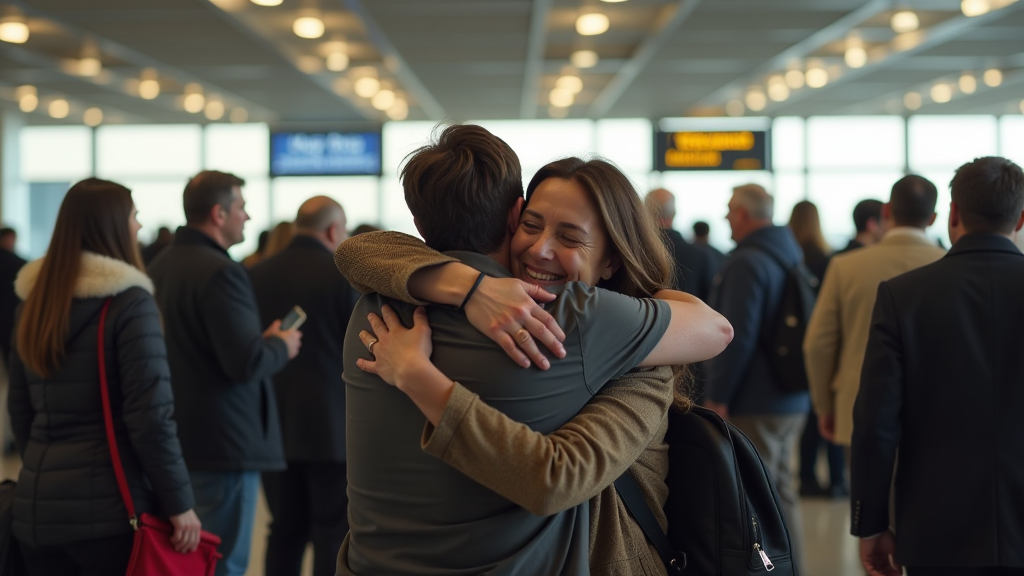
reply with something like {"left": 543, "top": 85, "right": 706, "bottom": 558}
{"left": 0, "top": 0, "right": 1020, "bottom": 126}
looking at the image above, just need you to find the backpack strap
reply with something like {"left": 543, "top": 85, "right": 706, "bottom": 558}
{"left": 614, "top": 472, "right": 684, "bottom": 573}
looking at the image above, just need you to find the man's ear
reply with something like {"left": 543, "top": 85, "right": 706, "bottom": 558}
{"left": 1015, "top": 210, "right": 1024, "bottom": 233}
{"left": 948, "top": 202, "right": 961, "bottom": 229}
{"left": 507, "top": 197, "right": 525, "bottom": 236}
{"left": 880, "top": 203, "right": 892, "bottom": 222}
{"left": 927, "top": 212, "right": 937, "bottom": 226}
{"left": 208, "top": 203, "right": 226, "bottom": 227}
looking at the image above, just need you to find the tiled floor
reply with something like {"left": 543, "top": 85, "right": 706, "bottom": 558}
{"left": 2, "top": 455, "right": 863, "bottom": 576}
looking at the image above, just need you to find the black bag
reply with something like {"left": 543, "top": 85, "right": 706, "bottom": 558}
{"left": 753, "top": 248, "right": 818, "bottom": 393}
{"left": 615, "top": 406, "right": 797, "bottom": 575}
{"left": 0, "top": 479, "right": 25, "bottom": 576}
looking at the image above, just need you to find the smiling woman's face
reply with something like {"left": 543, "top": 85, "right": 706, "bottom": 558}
{"left": 510, "top": 177, "right": 617, "bottom": 288}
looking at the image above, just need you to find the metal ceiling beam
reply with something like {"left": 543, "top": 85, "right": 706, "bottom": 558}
{"left": 586, "top": 0, "right": 704, "bottom": 119}
{"left": 341, "top": 0, "right": 446, "bottom": 120}
{"left": 519, "top": 0, "right": 551, "bottom": 119}
{"left": 764, "top": 2, "right": 1024, "bottom": 116}
{"left": 12, "top": 0, "right": 276, "bottom": 122}
{"left": 690, "top": 0, "right": 893, "bottom": 111}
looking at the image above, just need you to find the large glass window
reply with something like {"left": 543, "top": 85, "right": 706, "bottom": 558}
{"left": 772, "top": 117, "right": 804, "bottom": 171}
{"left": 1001, "top": 116, "right": 1024, "bottom": 167}
{"left": 807, "top": 172, "right": 903, "bottom": 249}
{"left": 21, "top": 126, "right": 92, "bottom": 182}
{"left": 205, "top": 123, "right": 269, "bottom": 176}
{"left": 96, "top": 125, "right": 203, "bottom": 179}
{"left": 808, "top": 116, "right": 904, "bottom": 170}
{"left": 908, "top": 116, "right": 998, "bottom": 170}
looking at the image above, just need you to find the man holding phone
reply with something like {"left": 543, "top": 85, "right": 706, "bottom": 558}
{"left": 250, "top": 196, "right": 356, "bottom": 576}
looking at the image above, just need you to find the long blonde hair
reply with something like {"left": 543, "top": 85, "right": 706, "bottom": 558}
{"left": 18, "top": 179, "right": 142, "bottom": 377}
{"left": 788, "top": 200, "right": 830, "bottom": 257}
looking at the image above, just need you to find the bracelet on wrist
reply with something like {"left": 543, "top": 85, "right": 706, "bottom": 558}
{"left": 458, "top": 271, "right": 487, "bottom": 311}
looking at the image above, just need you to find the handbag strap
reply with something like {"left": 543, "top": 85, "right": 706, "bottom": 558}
{"left": 97, "top": 297, "right": 138, "bottom": 529}
{"left": 614, "top": 472, "right": 684, "bottom": 573}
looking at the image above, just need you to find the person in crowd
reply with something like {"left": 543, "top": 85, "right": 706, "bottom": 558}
{"left": 141, "top": 226, "right": 174, "bottom": 266}
{"left": 350, "top": 223, "right": 381, "bottom": 236}
{"left": 787, "top": 201, "right": 846, "bottom": 498}
{"left": 703, "top": 183, "right": 809, "bottom": 574}
{"left": 332, "top": 125, "right": 732, "bottom": 576}
{"left": 804, "top": 176, "right": 945, "bottom": 460}
{"left": 8, "top": 178, "right": 201, "bottom": 575}
{"left": 852, "top": 157, "right": 1024, "bottom": 576}
{"left": 242, "top": 230, "right": 270, "bottom": 268}
{"left": 0, "top": 227, "right": 18, "bottom": 254}
{"left": 249, "top": 197, "right": 355, "bottom": 576}
{"left": 645, "top": 187, "right": 718, "bottom": 301}
{"left": 841, "top": 199, "right": 884, "bottom": 253}
{"left": 339, "top": 155, "right": 732, "bottom": 576}
{"left": 147, "top": 170, "right": 302, "bottom": 576}
{"left": 0, "top": 226, "right": 25, "bottom": 361}
{"left": 263, "top": 221, "right": 295, "bottom": 260}
{"left": 692, "top": 220, "right": 726, "bottom": 267}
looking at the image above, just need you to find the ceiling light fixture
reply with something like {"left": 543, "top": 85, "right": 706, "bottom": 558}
{"left": 230, "top": 107, "right": 249, "bottom": 123}
{"left": 138, "top": 79, "right": 160, "bottom": 99}
{"left": 48, "top": 98, "right": 70, "bottom": 119}
{"left": 326, "top": 52, "right": 349, "bottom": 72}
{"left": 550, "top": 87, "right": 575, "bottom": 107}
{"left": 84, "top": 107, "right": 103, "bottom": 127}
{"left": 17, "top": 85, "right": 37, "bottom": 112}
{"left": 959, "top": 73, "right": 977, "bottom": 94}
{"left": 205, "top": 99, "right": 225, "bottom": 120}
{"left": 904, "top": 91, "right": 922, "bottom": 110}
{"left": 354, "top": 76, "right": 380, "bottom": 98}
{"left": 371, "top": 89, "right": 396, "bottom": 110}
{"left": 805, "top": 66, "right": 829, "bottom": 88}
{"left": 745, "top": 89, "right": 767, "bottom": 112}
{"left": 600, "top": 0, "right": 627, "bottom": 3}
{"left": 930, "top": 83, "right": 953, "bottom": 103}
{"left": 293, "top": 16, "right": 325, "bottom": 39}
{"left": 78, "top": 57, "right": 101, "bottom": 77}
{"left": 983, "top": 68, "right": 1002, "bottom": 87}
{"left": 890, "top": 11, "right": 919, "bottom": 33}
{"left": 571, "top": 50, "right": 599, "bottom": 69}
{"left": 767, "top": 75, "right": 790, "bottom": 101}
{"left": 556, "top": 74, "right": 584, "bottom": 94}
{"left": 784, "top": 69, "right": 805, "bottom": 89}
{"left": 961, "top": 0, "right": 990, "bottom": 16}
{"left": 576, "top": 13, "right": 609, "bottom": 36}
{"left": 725, "top": 100, "right": 745, "bottom": 117}
{"left": 184, "top": 93, "right": 206, "bottom": 113}
{"left": 251, "top": 0, "right": 283, "bottom": 5}
{"left": 0, "top": 18, "right": 29, "bottom": 44}
{"left": 845, "top": 46, "right": 867, "bottom": 68}
{"left": 387, "top": 98, "right": 409, "bottom": 121}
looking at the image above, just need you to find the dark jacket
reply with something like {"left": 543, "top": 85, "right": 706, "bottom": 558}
{"left": 851, "top": 233, "right": 1024, "bottom": 568}
{"left": 661, "top": 229, "right": 718, "bottom": 302}
{"left": 8, "top": 253, "right": 194, "bottom": 546}
{"left": 704, "top": 225, "right": 811, "bottom": 415}
{"left": 0, "top": 248, "right": 25, "bottom": 361}
{"left": 249, "top": 235, "right": 356, "bottom": 462}
{"left": 147, "top": 226, "right": 288, "bottom": 472}
{"left": 800, "top": 242, "right": 831, "bottom": 295}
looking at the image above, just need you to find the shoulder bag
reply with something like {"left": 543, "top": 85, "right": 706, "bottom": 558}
{"left": 97, "top": 298, "right": 223, "bottom": 576}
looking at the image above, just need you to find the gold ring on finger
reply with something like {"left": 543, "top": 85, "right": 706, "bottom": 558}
{"left": 367, "top": 338, "right": 379, "bottom": 354}
{"left": 516, "top": 329, "right": 530, "bottom": 344}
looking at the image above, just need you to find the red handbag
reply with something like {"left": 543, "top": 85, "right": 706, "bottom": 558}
{"left": 97, "top": 298, "right": 223, "bottom": 575}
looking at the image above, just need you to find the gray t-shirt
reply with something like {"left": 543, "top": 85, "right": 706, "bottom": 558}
{"left": 342, "top": 251, "right": 670, "bottom": 576}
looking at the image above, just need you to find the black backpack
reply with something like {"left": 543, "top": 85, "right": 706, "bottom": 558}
{"left": 752, "top": 248, "right": 818, "bottom": 393}
{"left": 614, "top": 406, "right": 797, "bottom": 575}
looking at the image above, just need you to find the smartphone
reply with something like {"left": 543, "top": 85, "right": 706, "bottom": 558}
{"left": 280, "top": 305, "right": 307, "bottom": 331}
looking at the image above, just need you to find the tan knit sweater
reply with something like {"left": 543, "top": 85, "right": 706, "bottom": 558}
{"left": 336, "top": 232, "right": 672, "bottom": 576}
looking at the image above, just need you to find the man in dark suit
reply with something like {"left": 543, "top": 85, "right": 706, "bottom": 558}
{"left": 250, "top": 197, "right": 354, "bottom": 576}
{"left": 148, "top": 170, "right": 302, "bottom": 576}
{"left": 852, "top": 156, "right": 1024, "bottom": 576}
{"left": 645, "top": 188, "right": 718, "bottom": 301}
{"left": 839, "top": 199, "right": 883, "bottom": 254}
{"left": 141, "top": 226, "right": 174, "bottom": 266}
{"left": 692, "top": 220, "right": 726, "bottom": 267}
{"left": 0, "top": 229, "right": 26, "bottom": 361}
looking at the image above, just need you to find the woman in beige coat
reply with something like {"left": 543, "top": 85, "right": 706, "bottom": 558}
{"left": 339, "top": 158, "right": 733, "bottom": 576}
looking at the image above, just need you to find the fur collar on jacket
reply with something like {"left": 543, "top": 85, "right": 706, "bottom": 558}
{"left": 14, "top": 252, "right": 154, "bottom": 300}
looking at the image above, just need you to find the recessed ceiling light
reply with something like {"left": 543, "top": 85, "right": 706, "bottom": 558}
{"left": 961, "top": 0, "right": 990, "bottom": 17}
{"left": 293, "top": 16, "right": 325, "bottom": 39}
{"left": 549, "top": 88, "right": 575, "bottom": 107}
{"left": 48, "top": 99, "right": 70, "bottom": 119}
{"left": 576, "top": 13, "right": 609, "bottom": 36}
{"left": 904, "top": 91, "right": 922, "bottom": 110}
{"left": 845, "top": 46, "right": 867, "bottom": 68}
{"left": 18, "top": 92, "right": 37, "bottom": 113}
{"left": 354, "top": 77, "right": 381, "bottom": 98}
{"left": 930, "top": 84, "right": 952, "bottom": 103}
{"left": 387, "top": 98, "right": 409, "bottom": 121}
{"left": 890, "top": 11, "right": 919, "bottom": 33}
{"left": 326, "top": 52, "right": 349, "bottom": 72}
{"left": 959, "top": 73, "right": 977, "bottom": 94}
{"left": 806, "top": 67, "right": 828, "bottom": 88}
{"left": 205, "top": 99, "right": 225, "bottom": 120}
{"left": 767, "top": 77, "right": 790, "bottom": 102}
{"left": 0, "top": 21, "right": 29, "bottom": 44}
{"left": 784, "top": 69, "right": 804, "bottom": 89}
{"left": 371, "top": 89, "right": 396, "bottom": 111}
{"left": 251, "top": 0, "right": 283, "bottom": 5}
{"left": 983, "top": 68, "right": 1002, "bottom": 87}
{"left": 745, "top": 90, "right": 766, "bottom": 112}
{"left": 138, "top": 79, "right": 160, "bottom": 100}
{"left": 184, "top": 93, "right": 206, "bottom": 113}
{"left": 571, "top": 50, "right": 599, "bottom": 69}
{"left": 556, "top": 75, "right": 583, "bottom": 94}
{"left": 84, "top": 107, "right": 103, "bottom": 126}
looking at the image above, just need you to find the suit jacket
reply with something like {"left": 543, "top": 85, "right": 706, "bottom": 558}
{"left": 803, "top": 228, "right": 945, "bottom": 445}
{"left": 850, "top": 233, "right": 1024, "bottom": 568}
{"left": 147, "top": 226, "right": 288, "bottom": 472}
{"left": 249, "top": 235, "right": 356, "bottom": 462}
{"left": 0, "top": 248, "right": 25, "bottom": 360}
{"left": 661, "top": 229, "right": 717, "bottom": 302}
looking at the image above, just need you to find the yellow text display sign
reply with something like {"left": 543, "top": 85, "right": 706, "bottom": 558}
{"left": 655, "top": 130, "right": 770, "bottom": 171}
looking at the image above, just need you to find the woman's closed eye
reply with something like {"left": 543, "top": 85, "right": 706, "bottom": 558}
{"left": 520, "top": 220, "right": 543, "bottom": 233}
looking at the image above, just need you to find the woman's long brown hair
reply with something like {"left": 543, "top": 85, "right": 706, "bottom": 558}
{"left": 525, "top": 158, "right": 694, "bottom": 411}
{"left": 17, "top": 178, "right": 142, "bottom": 377}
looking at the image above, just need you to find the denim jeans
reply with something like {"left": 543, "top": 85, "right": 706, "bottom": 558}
{"left": 190, "top": 470, "right": 260, "bottom": 576}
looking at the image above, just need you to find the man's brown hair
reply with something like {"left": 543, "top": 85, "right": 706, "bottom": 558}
{"left": 889, "top": 175, "right": 937, "bottom": 228}
{"left": 183, "top": 170, "right": 246, "bottom": 224}
{"left": 951, "top": 156, "right": 1024, "bottom": 234}
{"left": 401, "top": 124, "right": 523, "bottom": 253}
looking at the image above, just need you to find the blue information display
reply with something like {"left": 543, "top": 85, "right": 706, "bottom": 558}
{"left": 270, "top": 131, "right": 382, "bottom": 176}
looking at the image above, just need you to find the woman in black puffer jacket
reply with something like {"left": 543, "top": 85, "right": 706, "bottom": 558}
{"left": 8, "top": 178, "right": 201, "bottom": 575}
